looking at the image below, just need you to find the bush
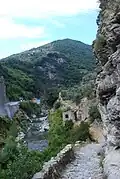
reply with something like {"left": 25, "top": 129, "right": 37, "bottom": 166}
{"left": 0, "top": 122, "right": 44, "bottom": 179}
{"left": 74, "top": 94, "right": 82, "bottom": 105}
{"left": 48, "top": 109, "right": 90, "bottom": 152}
{"left": 45, "top": 88, "right": 59, "bottom": 108}
{"left": 70, "top": 121, "right": 90, "bottom": 143}
{"left": 94, "top": 34, "right": 106, "bottom": 52}
{"left": 0, "top": 145, "right": 44, "bottom": 179}
{"left": 89, "top": 105, "right": 101, "bottom": 123}
{"left": 53, "top": 101, "right": 61, "bottom": 110}
{"left": 0, "top": 117, "right": 11, "bottom": 146}
{"left": 20, "top": 101, "right": 41, "bottom": 117}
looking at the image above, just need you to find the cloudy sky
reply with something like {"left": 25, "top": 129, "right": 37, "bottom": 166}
{"left": 0, "top": 0, "right": 99, "bottom": 59}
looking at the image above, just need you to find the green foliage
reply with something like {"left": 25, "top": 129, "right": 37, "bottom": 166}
{"left": 53, "top": 101, "right": 61, "bottom": 110}
{"left": 0, "top": 39, "right": 95, "bottom": 103}
{"left": 45, "top": 88, "right": 59, "bottom": 108}
{"left": 0, "top": 120, "right": 44, "bottom": 179}
{"left": 0, "top": 136, "right": 18, "bottom": 168}
{"left": 7, "top": 122, "right": 18, "bottom": 138}
{"left": 0, "top": 117, "right": 11, "bottom": 146}
{"left": 48, "top": 109, "right": 69, "bottom": 152}
{"left": 94, "top": 34, "right": 106, "bottom": 52}
{"left": 20, "top": 101, "right": 41, "bottom": 117}
{"left": 0, "top": 144, "right": 44, "bottom": 179}
{"left": 48, "top": 109, "right": 90, "bottom": 153}
{"left": 70, "top": 121, "right": 90, "bottom": 143}
{"left": 74, "top": 94, "right": 82, "bottom": 105}
{"left": 89, "top": 105, "right": 101, "bottom": 123}
{"left": 61, "top": 82, "right": 95, "bottom": 103}
{"left": 0, "top": 109, "right": 90, "bottom": 179}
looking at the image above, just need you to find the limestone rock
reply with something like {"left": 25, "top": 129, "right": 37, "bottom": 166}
{"left": 104, "top": 149, "right": 120, "bottom": 179}
{"left": 94, "top": 0, "right": 120, "bottom": 178}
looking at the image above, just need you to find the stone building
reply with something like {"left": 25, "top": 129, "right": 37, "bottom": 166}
{"left": 78, "top": 97, "right": 89, "bottom": 121}
{"left": 63, "top": 110, "right": 75, "bottom": 123}
{"left": 62, "top": 97, "right": 90, "bottom": 123}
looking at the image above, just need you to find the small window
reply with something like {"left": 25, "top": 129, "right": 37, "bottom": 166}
{"left": 65, "top": 114, "right": 69, "bottom": 119}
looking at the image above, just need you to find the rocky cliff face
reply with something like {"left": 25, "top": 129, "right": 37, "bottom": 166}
{"left": 94, "top": 0, "right": 120, "bottom": 178}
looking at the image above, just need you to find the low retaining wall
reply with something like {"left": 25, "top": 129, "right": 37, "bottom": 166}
{"left": 32, "top": 144, "right": 75, "bottom": 179}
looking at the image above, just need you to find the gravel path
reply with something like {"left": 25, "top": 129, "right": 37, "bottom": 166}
{"left": 60, "top": 143, "right": 103, "bottom": 179}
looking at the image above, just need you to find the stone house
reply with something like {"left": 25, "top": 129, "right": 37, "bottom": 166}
{"left": 63, "top": 110, "right": 75, "bottom": 123}
{"left": 62, "top": 97, "right": 90, "bottom": 123}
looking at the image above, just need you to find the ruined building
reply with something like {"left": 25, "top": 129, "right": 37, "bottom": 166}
{"left": 62, "top": 97, "right": 90, "bottom": 123}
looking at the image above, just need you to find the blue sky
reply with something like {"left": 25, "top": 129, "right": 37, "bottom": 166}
{"left": 0, "top": 0, "right": 99, "bottom": 59}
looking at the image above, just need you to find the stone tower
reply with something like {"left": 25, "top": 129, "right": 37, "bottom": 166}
{"left": 0, "top": 76, "right": 6, "bottom": 106}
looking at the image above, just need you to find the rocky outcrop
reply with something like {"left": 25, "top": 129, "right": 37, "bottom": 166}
{"left": 32, "top": 144, "right": 75, "bottom": 179}
{"left": 94, "top": 0, "right": 120, "bottom": 178}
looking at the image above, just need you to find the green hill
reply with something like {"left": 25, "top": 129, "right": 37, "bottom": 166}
{"left": 0, "top": 39, "right": 96, "bottom": 101}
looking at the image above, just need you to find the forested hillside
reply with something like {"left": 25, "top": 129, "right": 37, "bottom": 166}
{"left": 0, "top": 39, "right": 96, "bottom": 101}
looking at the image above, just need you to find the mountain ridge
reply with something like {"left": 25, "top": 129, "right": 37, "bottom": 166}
{"left": 0, "top": 38, "right": 95, "bottom": 101}
{"left": 1, "top": 38, "right": 91, "bottom": 60}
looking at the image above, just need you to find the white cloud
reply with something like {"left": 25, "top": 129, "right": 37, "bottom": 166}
{"left": 0, "top": 0, "right": 98, "bottom": 39}
{"left": 0, "top": 0, "right": 98, "bottom": 18}
{"left": 20, "top": 40, "right": 50, "bottom": 51}
{"left": 51, "top": 20, "right": 65, "bottom": 28}
{"left": 0, "top": 17, "right": 45, "bottom": 39}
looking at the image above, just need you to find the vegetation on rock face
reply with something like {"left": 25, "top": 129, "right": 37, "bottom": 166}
{"left": 0, "top": 109, "right": 91, "bottom": 179}
{"left": 94, "top": 34, "right": 106, "bottom": 53}
{"left": 0, "top": 39, "right": 95, "bottom": 103}
{"left": 89, "top": 105, "right": 101, "bottom": 123}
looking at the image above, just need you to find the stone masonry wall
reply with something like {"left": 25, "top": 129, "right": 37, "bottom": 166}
{"left": 32, "top": 144, "right": 75, "bottom": 179}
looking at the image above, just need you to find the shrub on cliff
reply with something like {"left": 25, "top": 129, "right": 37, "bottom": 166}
{"left": 70, "top": 121, "right": 90, "bottom": 143}
{"left": 89, "top": 105, "right": 101, "bottom": 123}
{"left": 94, "top": 34, "right": 106, "bottom": 52}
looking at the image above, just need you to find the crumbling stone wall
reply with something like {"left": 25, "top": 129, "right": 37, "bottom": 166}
{"left": 32, "top": 144, "right": 75, "bottom": 179}
{"left": 63, "top": 110, "right": 75, "bottom": 122}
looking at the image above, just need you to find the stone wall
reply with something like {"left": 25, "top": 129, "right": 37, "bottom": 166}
{"left": 77, "top": 97, "right": 90, "bottom": 121}
{"left": 0, "top": 77, "right": 20, "bottom": 118}
{"left": 94, "top": 0, "right": 120, "bottom": 178}
{"left": 5, "top": 102, "right": 20, "bottom": 119}
{"left": 0, "top": 77, "right": 7, "bottom": 116}
{"left": 32, "top": 144, "right": 75, "bottom": 179}
{"left": 63, "top": 110, "right": 75, "bottom": 122}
